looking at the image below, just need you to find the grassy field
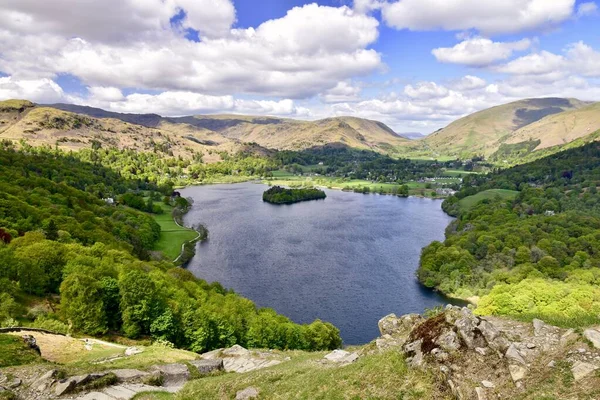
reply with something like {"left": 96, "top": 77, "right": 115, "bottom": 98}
{"left": 151, "top": 203, "right": 198, "bottom": 260}
{"left": 265, "top": 171, "right": 462, "bottom": 198}
{"left": 168, "top": 350, "right": 441, "bottom": 400}
{"left": 0, "top": 334, "right": 43, "bottom": 368}
{"left": 458, "top": 189, "right": 519, "bottom": 211}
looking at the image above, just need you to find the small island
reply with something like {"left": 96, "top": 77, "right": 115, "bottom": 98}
{"left": 263, "top": 186, "right": 327, "bottom": 204}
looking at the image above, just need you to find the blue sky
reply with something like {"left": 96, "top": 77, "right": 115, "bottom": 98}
{"left": 0, "top": 0, "right": 598, "bottom": 133}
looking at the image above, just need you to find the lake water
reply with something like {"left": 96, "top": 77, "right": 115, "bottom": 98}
{"left": 181, "top": 182, "right": 456, "bottom": 345}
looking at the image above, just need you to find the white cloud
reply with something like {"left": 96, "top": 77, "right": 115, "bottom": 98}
{"left": 450, "top": 75, "right": 487, "bottom": 91}
{"left": 432, "top": 38, "right": 532, "bottom": 66}
{"left": 0, "top": 4, "right": 381, "bottom": 99}
{"left": 381, "top": 0, "right": 575, "bottom": 35}
{"left": 320, "top": 81, "right": 362, "bottom": 103}
{"left": 495, "top": 42, "right": 600, "bottom": 78}
{"left": 353, "top": 0, "right": 384, "bottom": 13}
{"left": 87, "top": 86, "right": 124, "bottom": 102}
{"left": 77, "top": 89, "right": 310, "bottom": 117}
{"left": 0, "top": 0, "right": 235, "bottom": 43}
{"left": 404, "top": 82, "right": 448, "bottom": 99}
{"left": 0, "top": 76, "right": 65, "bottom": 103}
{"left": 577, "top": 2, "right": 598, "bottom": 16}
{"left": 495, "top": 51, "right": 567, "bottom": 76}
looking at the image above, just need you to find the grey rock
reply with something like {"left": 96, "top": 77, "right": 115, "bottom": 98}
{"left": 151, "top": 364, "right": 189, "bottom": 386}
{"left": 475, "top": 347, "right": 488, "bottom": 356}
{"left": 508, "top": 364, "right": 527, "bottom": 382}
{"left": 532, "top": 319, "right": 548, "bottom": 336}
{"left": 475, "top": 387, "right": 486, "bottom": 400}
{"left": 548, "top": 360, "right": 556, "bottom": 368}
{"left": 124, "top": 346, "right": 143, "bottom": 356}
{"left": 200, "top": 348, "right": 223, "bottom": 359}
{"left": 378, "top": 313, "right": 423, "bottom": 342}
{"left": 236, "top": 386, "right": 260, "bottom": 400}
{"left": 324, "top": 350, "right": 359, "bottom": 364}
{"left": 584, "top": 328, "right": 600, "bottom": 349}
{"left": 109, "top": 369, "right": 150, "bottom": 381}
{"left": 481, "top": 380, "right": 495, "bottom": 388}
{"left": 478, "top": 319, "right": 509, "bottom": 352}
{"left": 33, "top": 369, "right": 58, "bottom": 392}
{"left": 404, "top": 339, "right": 424, "bottom": 367}
{"left": 436, "top": 330, "right": 461, "bottom": 352}
{"left": 222, "top": 344, "right": 251, "bottom": 357}
{"left": 6, "top": 378, "right": 20, "bottom": 389}
{"left": 22, "top": 334, "right": 41, "bottom": 355}
{"left": 431, "top": 348, "right": 449, "bottom": 362}
{"left": 189, "top": 359, "right": 224, "bottom": 374}
{"left": 571, "top": 361, "right": 598, "bottom": 381}
{"left": 55, "top": 379, "right": 77, "bottom": 396}
{"left": 505, "top": 344, "right": 526, "bottom": 365}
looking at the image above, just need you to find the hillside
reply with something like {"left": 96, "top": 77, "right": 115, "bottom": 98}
{"left": 504, "top": 102, "right": 600, "bottom": 151}
{"left": 422, "top": 98, "right": 592, "bottom": 158}
{"left": 48, "top": 103, "right": 410, "bottom": 154}
{"left": 0, "top": 101, "right": 267, "bottom": 164}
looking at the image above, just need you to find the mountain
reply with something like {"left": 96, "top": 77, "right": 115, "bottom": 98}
{"left": 422, "top": 98, "right": 593, "bottom": 158}
{"left": 0, "top": 100, "right": 271, "bottom": 163}
{"left": 504, "top": 101, "right": 600, "bottom": 150}
{"left": 48, "top": 103, "right": 409, "bottom": 154}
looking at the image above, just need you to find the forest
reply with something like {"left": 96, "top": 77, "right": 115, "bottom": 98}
{"left": 263, "top": 186, "right": 327, "bottom": 204}
{"left": 417, "top": 142, "right": 600, "bottom": 327}
{"left": 0, "top": 141, "right": 341, "bottom": 352}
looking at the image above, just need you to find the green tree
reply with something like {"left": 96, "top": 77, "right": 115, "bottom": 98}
{"left": 60, "top": 274, "right": 107, "bottom": 335}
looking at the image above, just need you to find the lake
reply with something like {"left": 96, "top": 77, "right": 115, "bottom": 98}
{"left": 181, "top": 182, "right": 456, "bottom": 345}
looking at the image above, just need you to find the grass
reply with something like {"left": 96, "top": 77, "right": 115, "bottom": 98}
{"left": 175, "top": 350, "right": 446, "bottom": 400}
{"left": 0, "top": 334, "right": 43, "bottom": 368}
{"left": 151, "top": 203, "right": 198, "bottom": 260}
{"left": 458, "top": 189, "right": 518, "bottom": 211}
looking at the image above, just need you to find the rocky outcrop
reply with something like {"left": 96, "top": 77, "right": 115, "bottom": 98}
{"left": 323, "top": 349, "right": 359, "bottom": 364}
{"left": 372, "top": 305, "right": 600, "bottom": 399}
{"left": 201, "top": 345, "right": 284, "bottom": 373}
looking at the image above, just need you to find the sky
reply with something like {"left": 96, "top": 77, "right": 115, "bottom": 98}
{"left": 0, "top": 0, "right": 598, "bottom": 134}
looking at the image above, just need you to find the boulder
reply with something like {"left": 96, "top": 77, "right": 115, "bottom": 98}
{"left": 109, "top": 369, "right": 150, "bottom": 382}
{"left": 508, "top": 364, "right": 527, "bottom": 382}
{"left": 324, "top": 350, "right": 359, "bottom": 364}
{"left": 584, "top": 328, "right": 600, "bottom": 349}
{"left": 505, "top": 344, "right": 526, "bottom": 365}
{"left": 22, "top": 334, "right": 41, "bottom": 355}
{"left": 481, "top": 380, "right": 495, "bottom": 388}
{"left": 150, "top": 364, "right": 189, "bottom": 386}
{"left": 475, "top": 387, "right": 486, "bottom": 400}
{"left": 378, "top": 313, "right": 423, "bottom": 342}
{"left": 189, "top": 359, "right": 224, "bottom": 374}
{"left": 435, "top": 330, "right": 461, "bottom": 352}
{"left": 571, "top": 361, "right": 598, "bottom": 381}
{"left": 200, "top": 348, "right": 224, "bottom": 360}
{"left": 124, "top": 346, "right": 143, "bottom": 356}
{"left": 222, "top": 344, "right": 251, "bottom": 357}
{"left": 532, "top": 319, "right": 548, "bottom": 336}
{"left": 404, "top": 339, "right": 424, "bottom": 368}
{"left": 33, "top": 369, "right": 58, "bottom": 392}
{"left": 55, "top": 379, "right": 77, "bottom": 396}
{"left": 236, "top": 386, "right": 260, "bottom": 400}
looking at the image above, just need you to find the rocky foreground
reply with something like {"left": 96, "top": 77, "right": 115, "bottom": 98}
{"left": 371, "top": 305, "right": 600, "bottom": 399}
{"left": 3, "top": 306, "right": 600, "bottom": 399}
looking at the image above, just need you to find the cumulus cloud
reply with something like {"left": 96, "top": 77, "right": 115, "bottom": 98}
{"left": 404, "top": 82, "right": 449, "bottom": 99}
{"left": 450, "top": 75, "right": 487, "bottom": 91}
{"left": 87, "top": 86, "right": 124, "bottom": 102}
{"left": 0, "top": 4, "right": 381, "bottom": 99}
{"left": 577, "top": 2, "right": 598, "bottom": 16}
{"left": 320, "top": 81, "right": 362, "bottom": 103}
{"left": 381, "top": 0, "right": 575, "bottom": 35}
{"left": 432, "top": 38, "right": 532, "bottom": 66}
{"left": 0, "top": 76, "right": 65, "bottom": 103}
{"left": 0, "top": 0, "right": 235, "bottom": 42}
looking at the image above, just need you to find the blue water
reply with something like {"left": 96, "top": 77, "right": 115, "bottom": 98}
{"left": 182, "top": 183, "right": 456, "bottom": 345}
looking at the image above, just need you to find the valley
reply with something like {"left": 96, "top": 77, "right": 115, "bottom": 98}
{"left": 1, "top": 96, "right": 600, "bottom": 400}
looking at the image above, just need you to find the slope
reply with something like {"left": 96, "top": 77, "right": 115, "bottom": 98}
{"left": 46, "top": 103, "right": 410, "bottom": 154}
{"left": 504, "top": 101, "right": 600, "bottom": 150}
{"left": 422, "top": 98, "right": 590, "bottom": 158}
